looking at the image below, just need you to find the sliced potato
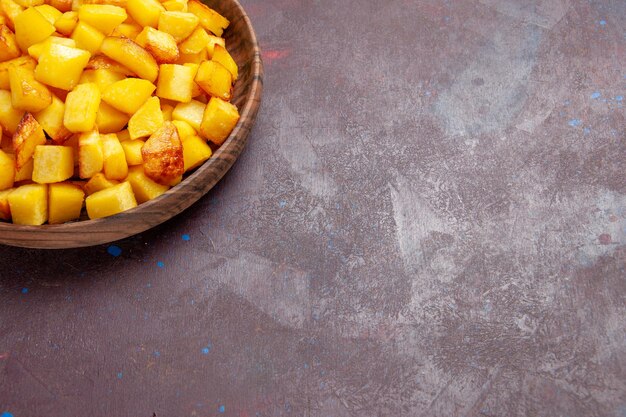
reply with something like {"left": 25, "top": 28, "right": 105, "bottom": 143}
{"left": 135, "top": 27, "right": 179, "bottom": 64}
{"left": 141, "top": 121, "right": 183, "bottom": 185}
{"left": 12, "top": 112, "right": 46, "bottom": 171}
{"left": 100, "top": 36, "right": 159, "bottom": 82}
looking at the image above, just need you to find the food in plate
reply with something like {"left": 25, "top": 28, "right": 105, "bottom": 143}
{"left": 0, "top": 0, "right": 240, "bottom": 225}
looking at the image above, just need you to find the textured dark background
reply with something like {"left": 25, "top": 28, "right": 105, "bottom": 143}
{"left": 1, "top": 0, "right": 626, "bottom": 416}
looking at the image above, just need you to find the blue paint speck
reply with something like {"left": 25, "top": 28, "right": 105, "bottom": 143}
{"left": 303, "top": 363, "right": 309, "bottom": 369}
{"left": 591, "top": 91, "right": 601, "bottom": 99}
{"left": 563, "top": 99, "right": 570, "bottom": 106}
{"left": 182, "top": 234, "right": 190, "bottom": 241}
{"left": 1, "top": 412, "right": 14, "bottom": 417}
{"left": 157, "top": 261, "right": 164, "bottom": 268}
{"left": 21, "top": 287, "right": 28, "bottom": 294}
{"left": 599, "top": 20, "right": 606, "bottom": 26}
{"left": 201, "top": 345, "right": 211, "bottom": 355}
{"left": 568, "top": 119, "right": 582, "bottom": 127}
{"left": 117, "top": 372, "right": 123, "bottom": 379}
{"left": 107, "top": 245, "right": 122, "bottom": 257}
{"left": 583, "top": 127, "right": 591, "bottom": 135}
{"left": 279, "top": 200, "right": 287, "bottom": 208}
{"left": 153, "top": 351, "right": 160, "bottom": 357}
{"left": 146, "top": 283, "right": 152, "bottom": 288}
{"left": 218, "top": 405, "right": 225, "bottom": 413}
{"left": 616, "top": 96, "right": 624, "bottom": 102}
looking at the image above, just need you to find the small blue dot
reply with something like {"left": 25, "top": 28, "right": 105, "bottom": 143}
{"left": 182, "top": 234, "right": 190, "bottom": 241}
{"left": 616, "top": 96, "right": 624, "bottom": 102}
{"left": 157, "top": 261, "right": 164, "bottom": 268}
{"left": 599, "top": 20, "right": 606, "bottom": 25}
{"left": 218, "top": 405, "right": 225, "bottom": 413}
{"left": 153, "top": 351, "right": 160, "bottom": 357}
{"left": 107, "top": 245, "right": 122, "bottom": 257}
{"left": 21, "top": 287, "right": 28, "bottom": 294}
{"left": 117, "top": 372, "right": 123, "bottom": 379}
{"left": 583, "top": 127, "right": 591, "bottom": 135}
{"left": 591, "top": 91, "right": 601, "bottom": 99}
{"left": 279, "top": 200, "right": 287, "bottom": 208}
{"left": 1, "top": 412, "right": 14, "bottom": 417}
{"left": 201, "top": 347, "right": 210, "bottom": 355}
{"left": 568, "top": 119, "right": 582, "bottom": 127}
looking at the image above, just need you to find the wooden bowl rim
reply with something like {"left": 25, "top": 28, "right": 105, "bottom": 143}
{"left": 0, "top": 0, "right": 263, "bottom": 249}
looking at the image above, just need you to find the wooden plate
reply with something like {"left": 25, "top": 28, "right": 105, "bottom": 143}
{"left": 0, "top": 0, "right": 263, "bottom": 249}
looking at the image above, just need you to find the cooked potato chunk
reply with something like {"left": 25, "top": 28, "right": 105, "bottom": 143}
{"left": 101, "top": 133, "right": 128, "bottom": 180}
{"left": 78, "top": 4, "right": 127, "bottom": 34}
{"left": 32, "top": 145, "right": 74, "bottom": 183}
{"left": 27, "top": 37, "right": 76, "bottom": 60}
{"left": 126, "top": 0, "right": 164, "bottom": 28}
{"left": 100, "top": 36, "right": 158, "bottom": 82}
{"left": 85, "top": 55, "right": 135, "bottom": 76}
{"left": 14, "top": 156, "right": 33, "bottom": 181}
{"left": 110, "top": 22, "right": 142, "bottom": 40}
{"left": 9, "top": 65, "right": 52, "bottom": 113}
{"left": 171, "top": 98, "right": 204, "bottom": 131}
{"left": 135, "top": 27, "right": 179, "bottom": 64}
{"left": 96, "top": 101, "right": 130, "bottom": 134}
{"left": 212, "top": 44, "right": 237, "bottom": 81}
{"left": 33, "top": 94, "right": 71, "bottom": 143}
{"left": 0, "top": 188, "right": 12, "bottom": 219}
{"left": 35, "top": 43, "right": 91, "bottom": 90}
{"left": 12, "top": 112, "right": 46, "bottom": 170}
{"left": 54, "top": 10, "right": 78, "bottom": 34}
{"left": 48, "top": 182, "right": 84, "bottom": 223}
{"left": 101, "top": 77, "right": 156, "bottom": 114}
{"left": 83, "top": 172, "right": 118, "bottom": 195}
{"left": 85, "top": 180, "right": 136, "bottom": 219}
{"left": 78, "top": 130, "right": 103, "bottom": 178}
{"left": 126, "top": 165, "right": 168, "bottom": 203}
{"left": 120, "top": 138, "right": 144, "bottom": 165}
{"left": 141, "top": 121, "right": 183, "bottom": 185}
{"left": 128, "top": 96, "right": 163, "bottom": 139}
{"left": 182, "top": 134, "right": 211, "bottom": 172}
{"left": 195, "top": 60, "right": 231, "bottom": 100}
{"left": 0, "top": 55, "right": 36, "bottom": 90}
{"left": 0, "top": 90, "right": 25, "bottom": 134}
{"left": 156, "top": 64, "right": 195, "bottom": 103}
{"left": 199, "top": 96, "right": 239, "bottom": 145}
{"left": 162, "top": 0, "right": 186, "bottom": 12}
{"left": 0, "top": 148, "right": 15, "bottom": 190}
{"left": 64, "top": 82, "right": 101, "bottom": 132}
{"left": 0, "top": 25, "right": 20, "bottom": 62}
{"left": 157, "top": 11, "right": 198, "bottom": 42}
{"left": 178, "top": 26, "right": 210, "bottom": 55}
{"left": 187, "top": 0, "right": 228, "bottom": 37}
{"left": 71, "top": 21, "right": 105, "bottom": 54}
{"left": 13, "top": 7, "right": 55, "bottom": 51}
{"left": 33, "top": 4, "right": 62, "bottom": 23}
{"left": 0, "top": 0, "right": 23, "bottom": 31}
{"left": 171, "top": 119, "right": 195, "bottom": 138}
{"left": 7, "top": 183, "right": 47, "bottom": 225}
{"left": 80, "top": 68, "right": 125, "bottom": 92}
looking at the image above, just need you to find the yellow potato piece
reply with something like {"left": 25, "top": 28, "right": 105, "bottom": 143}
{"left": 35, "top": 43, "right": 91, "bottom": 90}
{"left": 8, "top": 183, "right": 47, "bottom": 225}
{"left": 71, "top": 21, "right": 105, "bottom": 55}
{"left": 187, "top": 0, "right": 228, "bottom": 37}
{"left": 0, "top": 148, "right": 15, "bottom": 190}
{"left": 0, "top": 188, "right": 12, "bottom": 220}
{"left": 27, "top": 37, "right": 76, "bottom": 60}
{"left": 161, "top": 102, "right": 174, "bottom": 120}
{"left": 85, "top": 180, "right": 137, "bottom": 219}
{"left": 171, "top": 99, "right": 204, "bottom": 131}
{"left": 178, "top": 26, "right": 210, "bottom": 55}
{"left": 126, "top": 165, "right": 168, "bottom": 203}
{"left": 13, "top": 7, "right": 55, "bottom": 51}
{"left": 135, "top": 27, "right": 179, "bottom": 64}
{"left": 182, "top": 134, "right": 211, "bottom": 172}
{"left": 14, "top": 156, "right": 33, "bottom": 181}
{"left": 199, "top": 97, "right": 239, "bottom": 145}
{"left": 48, "top": 182, "right": 84, "bottom": 224}
{"left": 0, "top": 0, "right": 24, "bottom": 31}
{"left": 9, "top": 65, "right": 52, "bottom": 113}
{"left": 0, "top": 90, "right": 25, "bottom": 134}
{"left": 101, "top": 133, "right": 128, "bottom": 180}
{"left": 78, "top": 4, "right": 127, "bottom": 35}
{"left": 0, "top": 25, "right": 20, "bottom": 62}
{"left": 120, "top": 138, "right": 144, "bottom": 165}
{"left": 141, "top": 121, "right": 183, "bottom": 185}
{"left": 32, "top": 145, "right": 74, "bottom": 184}
{"left": 54, "top": 11, "right": 78, "bottom": 35}
{"left": 12, "top": 112, "right": 46, "bottom": 170}
{"left": 156, "top": 63, "right": 195, "bottom": 103}
{"left": 128, "top": 96, "right": 163, "bottom": 140}
{"left": 100, "top": 36, "right": 159, "bottom": 82}
{"left": 162, "top": 0, "right": 186, "bottom": 12}
{"left": 126, "top": 0, "right": 164, "bottom": 28}
{"left": 34, "top": 94, "right": 71, "bottom": 144}
{"left": 78, "top": 130, "right": 103, "bottom": 179}
{"left": 195, "top": 60, "right": 231, "bottom": 101}
{"left": 212, "top": 44, "right": 237, "bottom": 81}
{"left": 157, "top": 11, "right": 198, "bottom": 42}
{"left": 171, "top": 119, "right": 195, "bottom": 139}
{"left": 110, "top": 22, "right": 142, "bottom": 40}
{"left": 0, "top": 55, "right": 36, "bottom": 90}
{"left": 83, "top": 172, "right": 118, "bottom": 195}
{"left": 64, "top": 82, "right": 101, "bottom": 132}
{"left": 96, "top": 101, "right": 130, "bottom": 134}
{"left": 33, "top": 4, "right": 62, "bottom": 23}
{"left": 101, "top": 77, "right": 156, "bottom": 114}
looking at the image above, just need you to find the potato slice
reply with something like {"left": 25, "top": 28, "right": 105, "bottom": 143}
{"left": 171, "top": 119, "right": 195, "bottom": 139}
{"left": 85, "top": 55, "right": 135, "bottom": 76}
{"left": 71, "top": 21, "right": 105, "bottom": 54}
{"left": 33, "top": 94, "right": 72, "bottom": 143}
{"left": 12, "top": 112, "right": 46, "bottom": 170}
{"left": 48, "top": 182, "right": 84, "bottom": 224}
{"left": 171, "top": 98, "right": 204, "bottom": 131}
{"left": 100, "top": 36, "right": 159, "bottom": 82}
{"left": 54, "top": 11, "right": 77, "bottom": 34}
{"left": 110, "top": 22, "right": 142, "bottom": 40}
{"left": 64, "top": 82, "right": 101, "bottom": 132}
{"left": 135, "top": 27, "right": 179, "bottom": 64}
{"left": 27, "top": 37, "right": 76, "bottom": 60}
{"left": 83, "top": 172, "right": 118, "bottom": 195}
{"left": 34, "top": 43, "right": 91, "bottom": 90}
{"left": 199, "top": 97, "right": 239, "bottom": 145}
{"left": 78, "top": 4, "right": 127, "bottom": 35}
{"left": 126, "top": 0, "right": 164, "bottom": 28}
{"left": 13, "top": 7, "right": 55, "bottom": 51}
{"left": 157, "top": 11, "right": 198, "bottom": 42}
{"left": 0, "top": 55, "right": 36, "bottom": 90}
{"left": 101, "top": 133, "right": 128, "bottom": 180}
{"left": 141, "top": 121, "right": 183, "bottom": 185}
{"left": 195, "top": 60, "right": 231, "bottom": 100}
{"left": 212, "top": 44, "right": 237, "bottom": 81}
{"left": 32, "top": 145, "right": 74, "bottom": 184}
{"left": 156, "top": 63, "right": 195, "bottom": 103}
{"left": 78, "top": 130, "right": 103, "bottom": 179}
{"left": 33, "top": 4, "right": 62, "bottom": 23}
{"left": 187, "top": 0, "right": 228, "bottom": 37}
{"left": 162, "top": 0, "right": 186, "bottom": 12}
{"left": 0, "top": 0, "right": 23, "bottom": 31}
{"left": 126, "top": 165, "right": 169, "bottom": 203}
{"left": 9, "top": 64, "right": 52, "bottom": 113}
{"left": 96, "top": 101, "right": 130, "bottom": 134}
{"left": 14, "top": 156, "right": 33, "bottom": 181}
{"left": 128, "top": 96, "right": 163, "bottom": 140}
{"left": 120, "top": 138, "right": 144, "bottom": 165}
{"left": 178, "top": 26, "right": 210, "bottom": 55}
{"left": 47, "top": 0, "right": 71, "bottom": 12}
{"left": 0, "top": 25, "right": 20, "bottom": 62}
{"left": 85, "top": 180, "right": 137, "bottom": 219}
{"left": 7, "top": 183, "right": 47, "bottom": 225}
{"left": 102, "top": 78, "right": 156, "bottom": 114}
{"left": 0, "top": 149, "right": 15, "bottom": 190}
{"left": 0, "top": 188, "right": 12, "bottom": 220}
{"left": 182, "top": 134, "right": 211, "bottom": 172}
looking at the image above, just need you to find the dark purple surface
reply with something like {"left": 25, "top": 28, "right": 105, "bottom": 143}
{"left": 1, "top": 0, "right": 626, "bottom": 415}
